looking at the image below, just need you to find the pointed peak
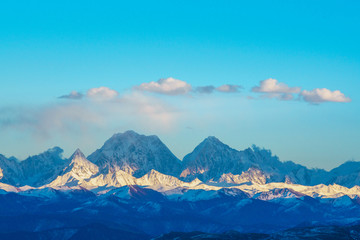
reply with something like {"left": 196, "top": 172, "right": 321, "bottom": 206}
{"left": 70, "top": 148, "right": 86, "bottom": 160}
{"left": 74, "top": 148, "right": 82, "bottom": 154}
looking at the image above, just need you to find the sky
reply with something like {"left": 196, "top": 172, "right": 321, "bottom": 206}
{"left": 0, "top": 0, "right": 359, "bottom": 170}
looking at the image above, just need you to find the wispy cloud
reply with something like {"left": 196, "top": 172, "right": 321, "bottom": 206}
{"left": 300, "top": 88, "right": 351, "bottom": 104}
{"left": 216, "top": 84, "right": 242, "bottom": 93}
{"left": 58, "top": 91, "right": 84, "bottom": 100}
{"left": 0, "top": 103, "right": 103, "bottom": 138}
{"left": 195, "top": 85, "right": 216, "bottom": 94}
{"left": 0, "top": 91, "right": 180, "bottom": 139}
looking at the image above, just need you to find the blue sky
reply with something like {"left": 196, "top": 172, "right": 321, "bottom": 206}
{"left": 0, "top": 0, "right": 359, "bottom": 170}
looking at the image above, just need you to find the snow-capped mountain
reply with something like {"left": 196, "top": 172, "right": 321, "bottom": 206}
{"left": 0, "top": 128, "right": 359, "bottom": 239}
{"left": 0, "top": 130, "right": 360, "bottom": 189}
{"left": 181, "top": 137, "right": 331, "bottom": 186}
{"left": 181, "top": 136, "right": 248, "bottom": 181}
{"left": 87, "top": 130, "right": 182, "bottom": 177}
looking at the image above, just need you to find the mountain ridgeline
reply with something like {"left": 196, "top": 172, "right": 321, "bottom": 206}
{"left": 0, "top": 130, "right": 358, "bottom": 187}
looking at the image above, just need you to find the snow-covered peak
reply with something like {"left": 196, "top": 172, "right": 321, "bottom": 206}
{"left": 87, "top": 131, "right": 181, "bottom": 177}
{"left": 64, "top": 149, "right": 99, "bottom": 177}
{"left": 181, "top": 136, "right": 244, "bottom": 182}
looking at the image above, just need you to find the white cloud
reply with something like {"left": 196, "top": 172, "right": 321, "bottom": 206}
{"left": 216, "top": 84, "right": 242, "bottom": 93}
{"left": 134, "top": 77, "right": 192, "bottom": 95}
{"left": 251, "top": 78, "right": 301, "bottom": 101}
{"left": 58, "top": 91, "right": 84, "bottom": 100}
{"left": 252, "top": 78, "right": 301, "bottom": 94}
{"left": 87, "top": 87, "right": 119, "bottom": 100}
{"left": 300, "top": 88, "right": 351, "bottom": 103}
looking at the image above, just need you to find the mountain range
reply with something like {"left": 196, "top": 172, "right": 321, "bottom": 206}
{"left": 0, "top": 130, "right": 359, "bottom": 188}
{"left": 1, "top": 130, "right": 360, "bottom": 239}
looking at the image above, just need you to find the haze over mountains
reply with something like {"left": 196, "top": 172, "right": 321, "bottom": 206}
{"left": 0, "top": 130, "right": 358, "bottom": 188}
{"left": 1, "top": 130, "right": 360, "bottom": 238}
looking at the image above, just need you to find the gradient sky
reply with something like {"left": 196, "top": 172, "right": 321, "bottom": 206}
{"left": 0, "top": 0, "right": 359, "bottom": 170}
